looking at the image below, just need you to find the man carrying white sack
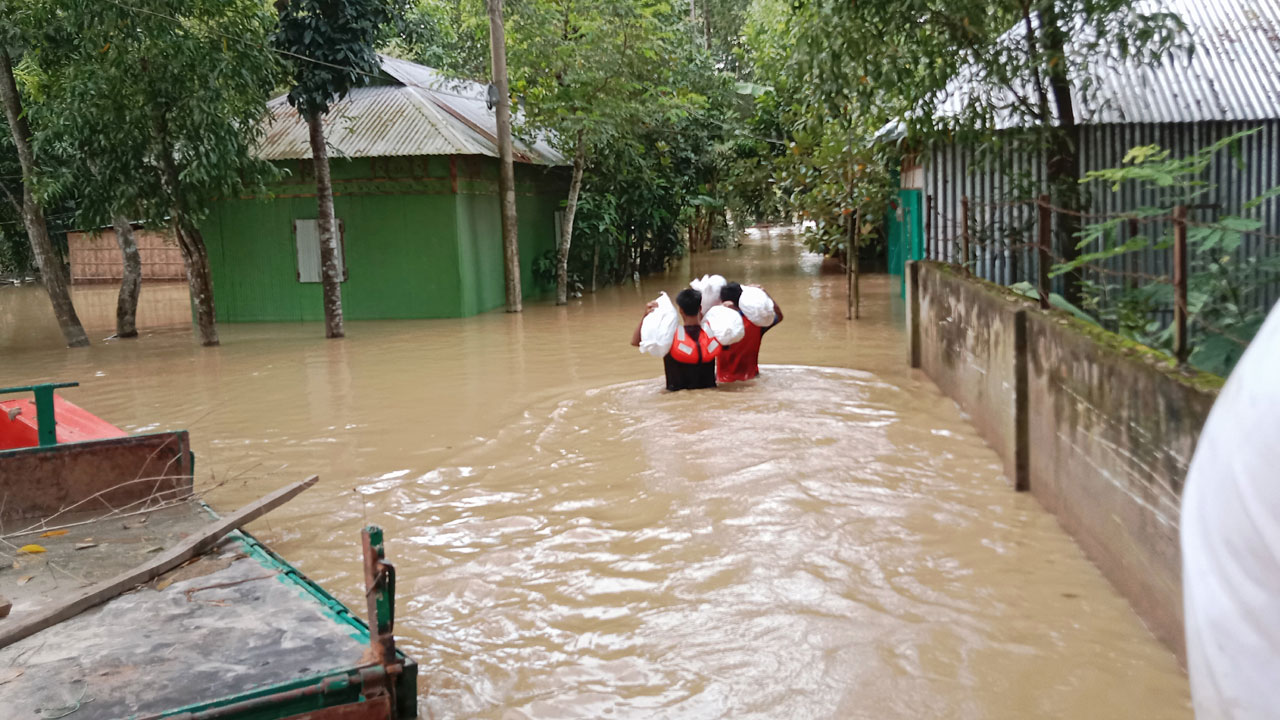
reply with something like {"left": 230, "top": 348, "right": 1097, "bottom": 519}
{"left": 630, "top": 288, "right": 720, "bottom": 392}
{"left": 1181, "top": 300, "right": 1280, "bottom": 719}
{"left": 716, "top": 281, "right": 783, "bottom": 383}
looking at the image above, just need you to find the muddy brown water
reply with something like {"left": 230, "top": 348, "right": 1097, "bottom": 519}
{"left": 0, "top": 230, "right": 1189, "bottom": 719}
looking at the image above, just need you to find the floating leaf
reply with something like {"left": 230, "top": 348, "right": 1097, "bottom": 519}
{"left": 18, "top": 575, "right": 33, "bottom": 585}
{"left": 17, "top": 545, "right": 45, "bottom": 554}
{"left": 39, "top": 530, "right": 68, "bottom": 538}
{"left": 75, "top": 542, "right": 99, "bottom": 551}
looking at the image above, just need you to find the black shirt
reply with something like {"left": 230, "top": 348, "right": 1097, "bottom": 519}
{"left": 663, "top": 325, "right": 717, "bottom": 392}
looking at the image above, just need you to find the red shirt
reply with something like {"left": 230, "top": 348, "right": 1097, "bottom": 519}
{"left": 717, "top": 313, "right": 766, "bottom": 383}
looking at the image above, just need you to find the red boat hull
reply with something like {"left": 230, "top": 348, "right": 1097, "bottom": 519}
{"left": 0, "top": 396, "right": 127, "bottom": 451}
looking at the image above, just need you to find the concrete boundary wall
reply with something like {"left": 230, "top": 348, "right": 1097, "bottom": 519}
{"left": 906, "top": 261, "right": 1222, "bottom": 661}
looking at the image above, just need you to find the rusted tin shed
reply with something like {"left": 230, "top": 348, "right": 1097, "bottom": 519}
{"left": 902, "top": 0, "right": 1280, "bottom": 312}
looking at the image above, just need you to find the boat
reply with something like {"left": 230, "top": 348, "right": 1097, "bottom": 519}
{"left": 0, "top": 381, "right": 418, "bottom": 720}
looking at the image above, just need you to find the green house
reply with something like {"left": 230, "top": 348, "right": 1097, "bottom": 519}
{"left": 201, "top": 56, "right": 569, "bottom": 322}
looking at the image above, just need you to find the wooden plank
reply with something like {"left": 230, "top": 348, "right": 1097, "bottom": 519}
{"left": 0, "top": 475, "right": 318, "bottom": 649}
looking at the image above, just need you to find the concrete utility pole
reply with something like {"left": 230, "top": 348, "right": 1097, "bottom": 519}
{"left": 487, "top": 0, "right": 522, "bottom": 313}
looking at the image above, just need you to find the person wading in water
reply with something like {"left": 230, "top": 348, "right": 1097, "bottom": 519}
{"left": 631, "top": 288, "right": 720, "bottom": 392}
{"left": 716, "top": 281, "right": 783, "bottom": 383}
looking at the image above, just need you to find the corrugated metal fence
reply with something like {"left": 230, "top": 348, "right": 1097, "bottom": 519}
{"left": 923, "top": 121, "right": 1280, "bottom": 317}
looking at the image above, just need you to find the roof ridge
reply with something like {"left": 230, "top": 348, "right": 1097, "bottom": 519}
{"left": 397, "top": 85, "right": 495, "bottom": 157}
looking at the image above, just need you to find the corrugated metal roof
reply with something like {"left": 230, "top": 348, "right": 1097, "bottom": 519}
{"left": 260, "top": 56, "right": 566, "bottom": 165}
{"left": 935, "top": 0, "right": 1280, "bottom": 127}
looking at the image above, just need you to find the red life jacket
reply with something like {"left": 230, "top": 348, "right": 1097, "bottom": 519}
{"left": 717, "top": 313, "right": 763, "bottom": 382}
{"left": 670, "top": 325, "right": 721, "bottom": 364}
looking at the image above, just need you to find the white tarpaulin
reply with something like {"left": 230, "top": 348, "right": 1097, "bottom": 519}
{"left": 1182, "top": 301, "right": 1280, "bottom": 719}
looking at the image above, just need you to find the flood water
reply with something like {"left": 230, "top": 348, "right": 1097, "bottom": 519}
{"left": 0, "top": 231, "right": 1190, "bottom": 719}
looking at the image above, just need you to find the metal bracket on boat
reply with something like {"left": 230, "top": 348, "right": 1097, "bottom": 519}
{"left": 0, "top": 381, "right": 78, "bottom": 447}
{"left": 362, "top": 525, "right": 397, "bottom": 663}
{"left": 362, "top": 525, "right": 399, "bottom": 715}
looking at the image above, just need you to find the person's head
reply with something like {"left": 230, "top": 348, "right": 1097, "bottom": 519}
{"left": 675, "top": 288, "right": 702, "bottom": 319}
{"left": 721, "top": 282, "right": 743, "bottom": 306}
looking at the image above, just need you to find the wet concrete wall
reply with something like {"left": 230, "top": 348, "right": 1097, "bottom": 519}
{"left": 908, "top": 261, "right": 1221, "bottom": 662}
{"left": 911, "top": 262, "right": 1029, "bottom": 488}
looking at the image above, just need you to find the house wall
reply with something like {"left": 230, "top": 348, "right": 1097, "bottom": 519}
{"left": 202, "top": 156, "right": 565, "bottom": 323}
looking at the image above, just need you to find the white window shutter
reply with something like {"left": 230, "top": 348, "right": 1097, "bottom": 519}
{"left": 294, "top": 219, "right": 321, "bottom": 283}
{"left": 295, "top": 218, "right": 346, "bottom": 283}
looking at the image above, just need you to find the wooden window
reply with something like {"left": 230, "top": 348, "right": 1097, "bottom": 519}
{"left": 294, "top": 219, "right": 347, "bottom": 283}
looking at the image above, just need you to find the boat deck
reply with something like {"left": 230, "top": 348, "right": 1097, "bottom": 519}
{"left": 0, "top": 501, "right": 377, "bottom": 719}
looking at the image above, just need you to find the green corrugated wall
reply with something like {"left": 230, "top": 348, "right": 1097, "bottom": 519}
{"left": 202, "top": 156, "right": 565, "bottom": 322}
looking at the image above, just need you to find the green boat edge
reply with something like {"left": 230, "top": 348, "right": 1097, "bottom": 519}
{"left": 131, "top": 513, "right": 419, "bottom": 720}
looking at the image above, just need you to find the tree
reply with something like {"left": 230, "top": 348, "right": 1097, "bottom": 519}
{"left": 486, "top": 0, "right": 522, "bottom": 312}
{"left": 392, "top": 0, "right": 743, "bottom": 294}
{"left": 0, "top": 41, "right": 89, "bottom": 348}
{"left": 508, "top": 0, "right": 717, "bottom": 304}
{"left": 23, "top": 0, "right": 281, "bottom": 347}
{"left": 274, "top": 0, "right": 390, "bottom": 338}
{"left": 386, "top": 0, "right": 490, "bottom": 78}
{"left": 745, "top": 0, "right": 1185, "bottom": 303}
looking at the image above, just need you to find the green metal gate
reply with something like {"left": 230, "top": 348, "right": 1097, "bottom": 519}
{"left": 886, "top": 189, "right": 924, "bottom": 298}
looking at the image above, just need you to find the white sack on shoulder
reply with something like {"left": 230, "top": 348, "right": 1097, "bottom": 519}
{"left": 638, "top": 292, "right": 680, "bottom": 358}
{"left": 691, "top": 274, "right": 726, "bottom": 317}
{"left": 702, "top": 305, "right": 745, "bottom": 345}
{"left": 738, "top": 286, "right": 776, "bottom": 327}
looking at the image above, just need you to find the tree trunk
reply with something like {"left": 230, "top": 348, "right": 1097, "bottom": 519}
{"left": 487, "top": 0, "right": 522, "bottom": 313}
{"left": 556, "top": 129, "right": 587, "bottom": 305}
{"left": 0, "top": 49, "right": 89, "bottom": 348}
{"left": 1040, "top": 3, "right": 1082, "bottom": 306}
{"left": 591, "top": 242, "right": 599, "bottom": 293}
{"left": 306, "top": 111, "right": 345, "bottom": 338}
{"left": 112, "top": 215, "right": 141, "bottom": 338}
{"left": 153, "top": 109, "right": 218, "bottom": 346}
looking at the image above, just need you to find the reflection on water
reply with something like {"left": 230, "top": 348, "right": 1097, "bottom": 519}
{"left": 0, "top": 280, "right": 192, "bottom": 346}
{"left": 0, "top": 230, "right": 1189, "bottom": 719}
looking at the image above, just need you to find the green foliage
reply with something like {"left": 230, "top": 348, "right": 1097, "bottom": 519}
{"left": 391, "top": 0, "right": 746, "bottom": 289}
{"left": 1057, "top": 130, "right": 1279, "bottom": 376}
{"left": 0, "top": 117, "right": 32, "bottom": 275}
{"left": 17, "top": 0, "right": 281, "bottom": 232}
{"left": 739, "top": 0, "right": 1189, "bottom": 269}
{"left": 739, "top": 0, "right": 903, "bottom": 257}
{"left": 383, "top": 0, "right": 489, "bottom": 77}
{"left": 274, "top": 0, "right": 391, "bottom": 118}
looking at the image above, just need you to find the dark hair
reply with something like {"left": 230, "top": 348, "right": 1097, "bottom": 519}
{"left": 675, "top": 288, "right": 702, "bottom": 316}
{"left": 720, "top": 282, "right": 743, "bottom": 306}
